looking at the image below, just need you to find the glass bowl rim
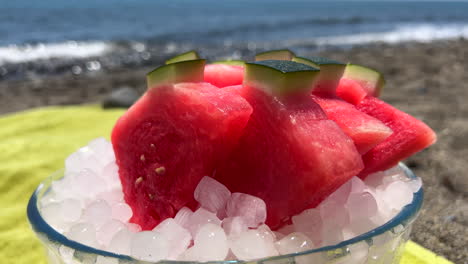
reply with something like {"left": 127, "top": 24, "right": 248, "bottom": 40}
{"left": 27, "top": 162, "right": 423, "bottom": 263}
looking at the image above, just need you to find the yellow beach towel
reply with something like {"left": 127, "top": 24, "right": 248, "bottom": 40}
{"left": 0, "top": 106, "right": 454, "bottom": 264}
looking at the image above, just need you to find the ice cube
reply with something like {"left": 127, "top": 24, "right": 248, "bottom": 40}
{"left": 291, "top": 208, "right": 322, "bottom": 246}
{"left": 348, "top": 241, "right": 369, "bottom": 264}
{"left": 58, "top": 246, "right": 75, "bottom": 263}
{"left": 95, "top": 256, "right": 118, "bottom": 264}
{"left": 174, "top": 207, "right": 193, "bottom": 229}
{"left": 71, "top": 169, "right": 107, "bottom": 198}
{"left": 407, "top": 177, "right": 423, "bottom": 193}
{"left": 346, "top": 191, "right": 378, "bottom": 220}
{"left": 96, "top": 220, "right": 126, "bottom": 247}
{"left": 321, "top": 225, "right": 344, "bottom": 247}
{"left": 194, "top": 176, "right": 231, "bottom": 214}
{"left": 380, "top": 181, "right": 413, "bottom": 211}
{"left": 111, "top": 202, "right": 133, "bottom": 223}
{"left": 187, "top": 208, "right": 221, "bottom": 237}
{"left": 97, "top": 189, "right": 124, "bottom": 205}
{"left": 226, "top": 193, "right": 266, "bottom": 228}
{"left": 88, "top": 137, "right": 115, "bottom": 165}
{"left": 350, "top": 177, "right": 366, "bottom": 194}
{"left": 182, "top": 223, "right": 229, "bottom": 261}
{"left": 108, "top": 229, "right": 133, "bottom": 255}
{"left": 222, "top": 217, "right": 248, "bottom": 237}
{"left": 130, "top": 231, "right": 169, "bottom": 262}
{"left": 275, "top": 232, "right": 314, "bottom": 254}
{"left": 61, "top": 198, "right": 83, "bottom": 222}
{"left": 101, "top": 162, "right": 121, "bottom": 189}
{"left": 364, "top": 171, "right": 386, "bottom": 188}
{"left": 65, "top": 145, "right": 102, "bottom": 175}
{"left": 152, "top": 218, "right": 191, "bottom": 260}
{"left": 127, "top": 223, "right": 142, "bottom": 233}
{"left": 323, "top": 179, "right": 352, "bottom": 205}
{"left": 320, "top": 199, "right": 350, "bottom": 228}
{"left": 229, "top": 229, "right": 279, "bottom": 260}
{"left": 82, "top": 200, "right": 112, "bottom": 229}
{"left": 277, "top": 224, "right": 296, "bottom": 236}
{"left": 66, "top": 223, "right": 99, "bottom": 248}
{"left": 256, "top": 224, "right": 276, "bottom": 243}
{"left": 41, "top": 202, "right": 68, "bottom": 232}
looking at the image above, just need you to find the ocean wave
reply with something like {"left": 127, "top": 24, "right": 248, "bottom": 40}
{"left": 310, "top": 23, "right": 468, "bottom": 46}
{"left": 0, "top": 41, "right": 112, "bottom": 65}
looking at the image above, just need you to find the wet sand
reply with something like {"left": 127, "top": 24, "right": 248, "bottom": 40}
{"left": 1, "top": 39, "right": 467, "bottom": 263}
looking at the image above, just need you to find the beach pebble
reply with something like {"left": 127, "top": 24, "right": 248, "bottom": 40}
{"left": 102, "top": 87, "right": 140, "bottom": 109}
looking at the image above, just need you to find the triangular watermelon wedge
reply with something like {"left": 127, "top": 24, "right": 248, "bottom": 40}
{"left": 112, "top": 60, "right": 253, "bottom": 230}
{"left": 215, "top": 60, "right": 363, "bottom": 228}
{"left": 336, "top": 68, "right": 436, "bottom": 178}
{"left": 312, "top": 95, "right": 393, "bottom": 155}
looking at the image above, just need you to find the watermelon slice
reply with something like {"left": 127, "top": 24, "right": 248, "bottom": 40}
{"left": 312, "top": 95, "right": 393, "bottom": 154}
{"left": 215, "top": 60, "right": 364, "bottom": 228}
{"left": 336, "top": 72, "right": 436, "bottom": 177}
{"left": 112, "top": 60, "right": 253, "bottom": 230}
{"left": 356, "top": 96, "right": 436, "bottom": 177}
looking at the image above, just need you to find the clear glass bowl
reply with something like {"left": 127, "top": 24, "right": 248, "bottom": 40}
{"left": 28, "top": 163, "right": 423, "bottom": 264}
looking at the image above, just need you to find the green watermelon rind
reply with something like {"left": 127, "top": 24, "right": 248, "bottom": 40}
{"left": 146, "top": 59, "right": 206, "bottom": 89}
{"left": 255, "top": 49, "right": 296, "bottom": 61}
{"left": 293, "top": 56, "right": 346, "bottom": 90}
{"left": 165, "top": 50, "right": 201, "bottom": 64}
{"left": 245, "top": 60, "right": 320, "bottom": 95}
{"left": 343, "top": 64, "right": 386, "bottom": 97}
{"left": 211, "top": 60, "right": 246, "bottom": 67}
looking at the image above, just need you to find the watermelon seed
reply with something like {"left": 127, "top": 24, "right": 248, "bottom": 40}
{"left": 135, "top": 177, "right": 143, "bottom": 185}
{"left": 155, "top": 166, "right": 166, "bottom": 175}
{"left": 140, "top": 154, "right": 145, "bottom": 161}
{"left": 150, "top": 144, "right": 155, "bottom": 148}
{"left": 148, "top": 193, "right": 154, "bottom": 200}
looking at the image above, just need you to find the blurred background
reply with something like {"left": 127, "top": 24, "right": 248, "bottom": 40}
{"left": 0, "top": 0, "right": 467, "bottom": 263}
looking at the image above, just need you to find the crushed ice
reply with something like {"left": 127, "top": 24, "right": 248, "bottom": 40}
{"left": 40, "top": 138, "right": 421, "bottom": 262}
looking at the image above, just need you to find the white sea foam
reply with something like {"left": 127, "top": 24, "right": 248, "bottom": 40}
{"left": 0, "top": 41, "right": 111, "bottom": 65}
{"left": 313, "top": 23, "right": 468, "bottom": 46}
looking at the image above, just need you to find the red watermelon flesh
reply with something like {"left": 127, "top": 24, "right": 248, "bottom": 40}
{"left": 204, "top": 64, "right": 244, "bottom": 88}
{"left": 336, "top": 78, "right": 369, "bottom": 105}
{"left": 356, "top": 96, "right": 437, "bottom": 177}
{"left": 312, "top": 95, "right": 393, "bottom": 154}
{"left": 111, "top": 82, "right": 253, "bottom": 230}
{"left": 215, "top": 86, "right": 364, "bottom": 229}
{"left": 336, "top": 79, "right": 436, "bottom": 177}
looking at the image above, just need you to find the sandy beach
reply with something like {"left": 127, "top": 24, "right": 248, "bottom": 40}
{"left": 1, "top": 39, "right": 467, "bottom": 263}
